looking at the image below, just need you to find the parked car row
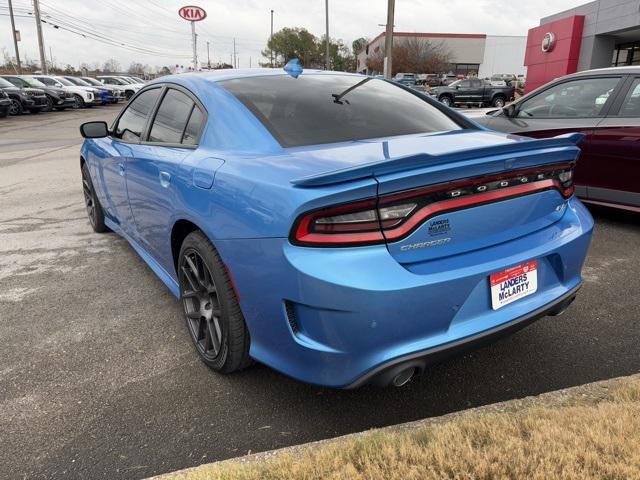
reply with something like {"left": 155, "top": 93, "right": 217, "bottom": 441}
{"left": 0, "top": 75, "right": 145, "bottom": 117}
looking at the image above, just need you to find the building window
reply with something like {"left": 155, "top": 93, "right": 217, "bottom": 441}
{"left": 454, "top": 64, "right": 480, "bottom": 76}
{"left": 612, "top": 42, "right": 640, "bottom": 66}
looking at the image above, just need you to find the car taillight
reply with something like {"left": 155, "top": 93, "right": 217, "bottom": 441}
{"left": 291, "top": 162, "right": 575, "bottom": 247}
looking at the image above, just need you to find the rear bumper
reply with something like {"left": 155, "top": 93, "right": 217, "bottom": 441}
{"left": 216, "top": 197, "right": 594, "bottom": 388}
{"left": 346, "top": 283, "right": 580, "bottom": 388}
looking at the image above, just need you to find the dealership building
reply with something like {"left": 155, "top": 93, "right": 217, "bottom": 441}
{"left": 356, "top": 32, "right": 527, "bottom": 78}
{"left": 525, "top": 0, "right": 640, "bottom": 92}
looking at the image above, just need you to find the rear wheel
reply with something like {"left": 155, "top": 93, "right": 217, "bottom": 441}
{"left": 81, "top": 163, "right": 108, "bottom": 233}
{"left": 179, "top": 231, "right": 252, "bottom": 374}
{"left": 492, "top": 96, "right": 506, "bottom": 108}
{"left": 9, "top": 99, "right": 23, "bottom": 115}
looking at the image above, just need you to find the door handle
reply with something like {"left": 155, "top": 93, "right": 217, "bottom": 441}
{"left": 118, "top": 163, "right": 125, "bottom": 176}
{"left": 159, "top": 171, "right": 171, "bottom": 188}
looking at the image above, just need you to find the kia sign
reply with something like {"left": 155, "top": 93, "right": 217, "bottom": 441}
{"left": 541, "top": 32, "right": 556, "bottom": 53}
{"left": 179, "top": 5, "right": 207, "bottom": 21}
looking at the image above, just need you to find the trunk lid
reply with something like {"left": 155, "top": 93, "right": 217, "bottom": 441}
{"left": 291, "top": 130, "right": 581, "bottom": 263}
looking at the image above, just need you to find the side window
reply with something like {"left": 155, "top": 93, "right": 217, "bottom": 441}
{"left": 148, "top": 89, "right": 194, "bottom": 144}
{"left": 517, "top": 77, "right": 621, "bottom": 118}
{"left": 113, "top": 88, "right": 161, "bottom": 142}
{"left": 182, "top": 106, "right": 204, "bottom": 145}
{"left": 618, "top": 78, "right": 640, "bottom": 116}
{"left": 470, "top": 78, "right": 482, "bottom": 88}
{"left": 39, "top": 77, "right": 55, "bottom": 86}
{"left": 459, "top": 80, "right": 471, "bottom": 88}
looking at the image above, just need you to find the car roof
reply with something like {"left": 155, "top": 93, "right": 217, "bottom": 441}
{"left": 147, "top": 68, "right": 365, "bottom": 88}
{"left": 566, "top": 66, "right": 640, "bottom": 77}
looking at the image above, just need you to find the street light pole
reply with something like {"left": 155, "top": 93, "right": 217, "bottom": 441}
{"left": 383, "top": 0, "right": 395, "bottom": 80}
{"left": 270, "top": 9, "right": 274, "bottom": 67}
{"left": 8, "top": 0, "right": 22, "bottom": 73}
{"left": 325, "top": 0, "right": 330, "bottom": 70}
{"left": 206, "top": 41, "right": 211, "bottom": 68}
{"left": 33, "top": 0, "right": 48, "bottom": 74}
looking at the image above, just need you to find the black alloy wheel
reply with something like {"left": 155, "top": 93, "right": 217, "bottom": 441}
{"left": 81, "top": 163, "right": 108, "bottom": 233}
{"left": 42, "top": 96, "right": 53, "bottom": 112}
{"left": 181, "top": 249, "right": 224, "bottom": 362}
{"left": 178, "top": 231, "right": 251, "bottom": 373}
{"left": 9, "top": 99, "right": 23, "bottom": 115}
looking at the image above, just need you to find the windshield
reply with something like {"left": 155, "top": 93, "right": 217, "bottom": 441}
{"left": 82, "top": 77, "right": 101, "bottom": 86}
{"left": 21, "top": 77, "right": 47, "bottom": 88}
{"left": 222, "top": 74, "right": 463, "bottom": 148}
{"left": 54, "top": 77, "right": 74, "bottom": 86}
{"left": 0, "top": 77, "right": 14, "bottom": 88}
{"left": 66, "top": 77, "right": 91, "bottom": 86}
{"left": 448, "top": 80, "right": 463, "bottom": 87}
{"left": 118, "top": 77, "right": 134, "bottom": 84}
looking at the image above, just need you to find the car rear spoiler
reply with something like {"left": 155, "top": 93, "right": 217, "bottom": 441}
{"left": 291, "top": 132, "right": 584, "bottom": 188}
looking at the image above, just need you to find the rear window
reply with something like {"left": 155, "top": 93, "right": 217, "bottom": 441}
{"left": 222, "top": 75, "right": 462, "bottom": 148}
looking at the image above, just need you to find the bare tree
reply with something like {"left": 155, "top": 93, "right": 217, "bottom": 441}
{"left": 366, "top": 37, "right": 453, "bottom": 75}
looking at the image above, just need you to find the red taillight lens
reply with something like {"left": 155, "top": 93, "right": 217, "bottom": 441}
{"left": 291, "top": 162, "right": 575, "bottom": 247}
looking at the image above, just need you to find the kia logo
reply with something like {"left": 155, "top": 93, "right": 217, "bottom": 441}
{"left": 179, "top": 5, "right": 207, "bottom": 21}
{"left": 541, "top": 32, "right": 556, "bottom": 53}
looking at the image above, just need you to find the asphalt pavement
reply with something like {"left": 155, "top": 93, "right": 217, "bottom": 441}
{"left": 1, "top": 106, "right": 639, "bottom": 480}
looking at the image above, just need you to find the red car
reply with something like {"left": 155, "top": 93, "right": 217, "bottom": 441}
{"left": 477, "top": 66, "right": 640, "bottom": 212}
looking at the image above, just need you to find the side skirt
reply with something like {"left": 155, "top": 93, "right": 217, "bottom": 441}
{"left": 104, "top": 217, "right": 181, "bottom": 298}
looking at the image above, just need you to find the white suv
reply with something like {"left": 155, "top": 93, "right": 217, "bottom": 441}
{"left": 32, "top": 75, "right": 102, "bottom": 108}
{"left": 97, "top": 76, "right": 142, "bottom": 100}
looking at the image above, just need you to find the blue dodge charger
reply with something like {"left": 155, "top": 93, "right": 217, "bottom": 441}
{"left": 79, "top": 65, "right": 593, "bottom": 388}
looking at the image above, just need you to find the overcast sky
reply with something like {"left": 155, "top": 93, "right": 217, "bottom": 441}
{"left": 1, "top": 0, "right": 589, "bottom": 71}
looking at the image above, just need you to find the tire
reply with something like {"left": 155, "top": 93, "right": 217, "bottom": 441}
{"left": 42, "top": 96, "right": 54, "bottom": 112}
{"left": 81, "top": 163, "right": 108, "bottom": 233}
{"left": 439, "top": 95, "right": 453, "bottom": 107}
{"left": 73, "top": 94, "right": 85, "bottom": 109}
{"left": 179, "top": 231, "right": 252, "bottom": 374}
{"left": 54, "top": 107, "right": 67, "bottom": 111}
{"left": 0, "top": 108, "right": 8, "bottom": 118}
{"left": 29, "top": 108, "right": 40, "bottom": 114}
{"left": 125, "top": 90, "right": 134, "bottom": 100}
{"left": 492, "top": 96, "right": 506, "bottom": 108}
{"left": 9, "top": 99, "right": 23, "bottom": 116}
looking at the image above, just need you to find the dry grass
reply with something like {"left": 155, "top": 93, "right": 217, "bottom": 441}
{"left": 160, "top": 378, "right": 640, "bottom": 480}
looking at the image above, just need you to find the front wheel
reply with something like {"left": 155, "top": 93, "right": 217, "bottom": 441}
{"left": 492, "top": 96, "right": 506, "bottom": 108}
{"left": 42, "top": 96, "right": 53, "bottom": 112}
{"left": 73, "top": 94, "right": 85, "bottom": 109}
{"left": 439, "top": 96, "right": 452, "bottom": 107}
{"left": 179, "top": 231, "right": 252, "bottom": 374}
{"left": 9, "top": 99, "right": 23, "bottom": 115}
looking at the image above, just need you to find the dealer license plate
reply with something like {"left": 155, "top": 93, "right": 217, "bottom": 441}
{"left": 489, "top": 260, "right": 538, "bottom": 310}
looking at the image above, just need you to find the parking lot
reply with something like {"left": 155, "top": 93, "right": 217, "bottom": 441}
{"left": 1, "top": 107, "right": 639, "bottom": 480}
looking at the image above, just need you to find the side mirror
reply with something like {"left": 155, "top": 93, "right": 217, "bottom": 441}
{"left": 80, "top": 121, "right": 109, "bottom": 139}
{"left": 455, "top": 85, "right": 460, "bottom": 89}
{"left": 503, "top": 104, "right": 517, "bottom": 118}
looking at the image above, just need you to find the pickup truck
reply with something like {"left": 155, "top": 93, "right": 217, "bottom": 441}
{"left": 428, "top": 77, "right": 515, "bottom": 108}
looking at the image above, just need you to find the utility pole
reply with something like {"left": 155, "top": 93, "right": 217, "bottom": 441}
{"left": 383, "top": 0, "right": 395, "bottom": 79}
{"left": 249, "top": 56, "right": 252, "bottom": 68}
{"left": 33, "top": 0, "right": 48, "bottom": 74}
{"left": 270, "top": 9, "right": 274, "bottom": 67}
{"left": 233, "top": 38, "right": 236, "bottom": 68}
{"left": 49, "top": 46, "right": 53, "bottom": 69}
{"left": 191, "top": 21, "right": 198, "bottom": 69}
{"left": 8, "top": 0, "right": 22, "bottom": 73}
{"left": 206, "top": 41, "right": 211, "bottom": 68}
{"left": 325, "top": 0, "right": 330, "bottom": 70}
